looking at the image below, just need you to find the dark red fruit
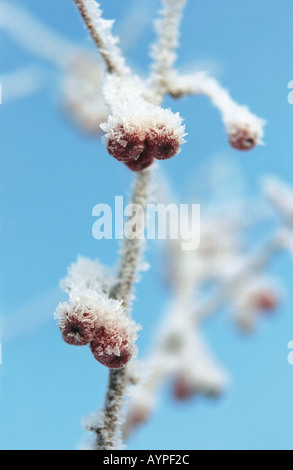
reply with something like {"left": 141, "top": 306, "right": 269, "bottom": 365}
{"left": 229, "top": 129, "right": 256, "bottom": 151}
{"left": 146, "top": 127, "right": 180, "bottom": 160}
{"left": 107, "top": 127, "right": 146, "bottom": 162}
{"left": 124, "top": 149, "right": 154, "bottom": 172}
{"left": 90, "top": 326, "right": 133, "bottom": 369}
{"left": 61, "top": 311, "right": 96, "bottom": 346}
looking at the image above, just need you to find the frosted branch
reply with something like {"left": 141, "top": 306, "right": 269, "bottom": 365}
{"left": 93, "top": 168, "right": 152, "bottom": 450}
{"left": 110, "top": 169, "right": 153, "bottom": 310}
{"left": 166, "top": 71, "right": 266, "bottom": 148}
{"left": 150, "top": 0, "right": 187, "bottom": 101}
{"left": 72, "top": 0, "right": 130, "bottom": 76}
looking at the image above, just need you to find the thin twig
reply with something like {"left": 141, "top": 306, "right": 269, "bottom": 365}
{"left": 150, "top": 0, "right": 187, "bottom": 100}
{"left": 111, "top": 169, "right": 152, "bottom": 309}
{"left": 73, "top": 0, "right": 129, "bottom": 76}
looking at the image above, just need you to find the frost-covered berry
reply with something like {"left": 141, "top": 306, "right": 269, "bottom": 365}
{"left": 90, "top": 326, "right": 133, "bottom": 369}
{"left": 107, "top": 126, "right": 146, "bottom": 162}
{"left": 146, "top": 126, "right": 181, "bottom": 161}
{"left": 90, "top": 316, "right": 138, "bottom": 369}
{"left": 101, "top": 102, "right": 186, "bottom": 169}
{"left": 56, "top": 302, "right": 98, "bottom": 346}
{"left": 229, "top": 128, "right": 257, "bottom": 151}
{"left": 124, "top": 149, "right": 154, "bottom": 172}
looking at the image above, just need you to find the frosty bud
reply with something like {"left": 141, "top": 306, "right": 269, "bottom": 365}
{"left": 57, "top": 303, "right": 98, "bottom": 346}
{"left": 146, "top": 126, "right": 181, "bottom": 160}
{"left": 229, "top": 128, "right": 257, "bottom": 151}
{"left": 90, "top": 316, "right": 138, "bottom": 369}
{"left": 124, "top": 149, "right": 154, "bottom": 172}
{"left": 107, "top": 126, "right": 146, "bottom": 162}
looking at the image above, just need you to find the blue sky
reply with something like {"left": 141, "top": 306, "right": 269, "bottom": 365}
{"left": 1, "top": 0, "right": 293, "bottom": 450}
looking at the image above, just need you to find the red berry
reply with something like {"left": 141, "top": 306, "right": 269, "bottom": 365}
{"left": 107, "top": 126, "right": 146, "bottom": 162}
{"left": 172, "top": 376, "right": 195, "bottom": 401}
{"left": 127, "top": 406, "right": 150, "bottom": 427}
{"left": 124, "top": 149, "right": 154, "bottom": 172}
{"left": 60, "top": 311, "right": 97, "bottom": 346}
{"left": 146, "top": 127, "right": 180, "bottom": 160}
{"left": 254, "top": 290, "right": 278, "bottom": 313}
{"left": 229, "top": 129, "right": 256, "bottom": 151}
{"left": 90, "top": 325, "right": 134, "bottom": 369}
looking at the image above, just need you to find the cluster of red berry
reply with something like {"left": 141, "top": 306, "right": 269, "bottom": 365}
{"left": 106, "top": 124, "right": 181, "bottom": 172}
{"left": 59, "top": 306, "right": 135, "bottom": 369}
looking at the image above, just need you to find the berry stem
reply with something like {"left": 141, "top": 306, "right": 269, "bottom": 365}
{"left": 96, "top": 368, "right": 127, "bottom": 449}
{"left": 110, "top": 168, "right": 152, "bottom": 309}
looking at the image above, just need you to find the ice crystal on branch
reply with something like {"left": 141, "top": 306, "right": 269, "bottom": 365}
{"left": 73, "top": 0, "right": 131, "bottom": 76}
{"left": 60, "top": 256, "right": 114, "bottom": 296}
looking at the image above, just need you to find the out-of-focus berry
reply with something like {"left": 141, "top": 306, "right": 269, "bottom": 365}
{"left": 172, "top": 375, "right": 195, "bottom": 401}
{"left": 254, "top": 290, "right": 279, "bottom": 313}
